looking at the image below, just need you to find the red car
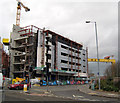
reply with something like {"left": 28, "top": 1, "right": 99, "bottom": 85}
{"left": 8, "top": 82, "right": 29, "bottom": 90}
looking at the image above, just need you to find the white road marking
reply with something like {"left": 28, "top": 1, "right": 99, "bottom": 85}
{"left": 89, "top": 99, "right": 100, "bottom": 101}
{"left": 108, "top": 94, "right": 115, "bottom": 95}
{"left": 73, "top": 95, "right": 101, "bottom": 101}
{"left": 73, "top": 95, "right": 83, "bottom": 98}
{"left": 26, "top": 98, "right": 36, "bottom": 101}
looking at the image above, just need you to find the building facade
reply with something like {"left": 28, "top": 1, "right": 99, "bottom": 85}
{"left": 0, "top": 37, "right": 9, "bottom": 77}
{"left": 0, "top": 37, "right": 2, "bottom": 73}
{"left": 9, "top": 25, "right": 88, "bottom": 81}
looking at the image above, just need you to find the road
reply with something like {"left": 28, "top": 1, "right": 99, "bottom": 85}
{"left": 2, "top": 85, "right": 120, "bottom": 103}
{"left": 31, "top": 85, "right": 119, "bottom": 102}
{"left": 0, "top": 89, "right": 2, "bottom": 103}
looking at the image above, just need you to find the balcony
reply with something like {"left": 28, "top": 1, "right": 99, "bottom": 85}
{"left": 60, "top": 55, "right": 68, "bottom": 61}
{"left": 61, "top": 48, "right": 68, "bottom": 54}
{"left": 73, "top": 58, "right": 76, "bottom": 62}
{"left": 61, "top": 63, "right": 68, "bottom": 68}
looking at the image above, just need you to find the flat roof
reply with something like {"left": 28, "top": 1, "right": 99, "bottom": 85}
{"left": 45, "top": 30, "right": 83, "bottom": 47}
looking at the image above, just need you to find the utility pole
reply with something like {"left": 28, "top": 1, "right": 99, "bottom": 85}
{"left": 86, "top": 21, "right": 100, "bottom": 90}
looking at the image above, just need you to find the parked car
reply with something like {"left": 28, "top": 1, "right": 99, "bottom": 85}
{"left": 70, "top": 80, "right": 75, "bottom": 85}
{"left": 48, "top": 81, "right": 57, "bottom": 86}
{"left": 56, "top": 80, "right": 63, "bottom": 85}
{"left": 8, "top": 81, "right": 29, "bottom": 90}
{"left": 66, "top": 80, "right": 70, "bottom": 85}
{"left": 76, "top": 81, "right": 81, "bottom": 84}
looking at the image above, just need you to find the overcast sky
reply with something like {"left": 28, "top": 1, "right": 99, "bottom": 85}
{"left": 0, "top": 0, "right": 118, "bottom": 76}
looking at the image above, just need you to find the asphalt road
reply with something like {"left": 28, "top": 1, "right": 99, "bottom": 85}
{"left": 0, "top": 89, "right": 2, "bottom": 103}
{"left": 2, "top": 85, "right": 120, "bottom": 103}
{"left": 3, "top": 90, "right": 76, "bottom": 102}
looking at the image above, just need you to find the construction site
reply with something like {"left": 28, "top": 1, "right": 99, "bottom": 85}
{"left": 9, "top": 24, "right": 88, "bottom": 81}
{"left": 3, "top": 1, "right": 116, "bottom": 82}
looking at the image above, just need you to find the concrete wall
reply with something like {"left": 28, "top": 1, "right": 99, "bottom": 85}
{"left": 9, "top": 25, "right": 22, "bottom": 78}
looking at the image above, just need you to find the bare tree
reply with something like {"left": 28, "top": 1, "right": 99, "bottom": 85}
{"left": 104, "top": 62, "right": 120, "bottom": 79}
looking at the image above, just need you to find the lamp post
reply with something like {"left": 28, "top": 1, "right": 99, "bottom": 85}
{"left": 86, "top": 21, "right": 100, "bottom": 90}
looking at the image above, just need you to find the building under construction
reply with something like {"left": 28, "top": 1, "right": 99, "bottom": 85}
{"left": 9, "top": 25, "right": 88, "bottom": 81}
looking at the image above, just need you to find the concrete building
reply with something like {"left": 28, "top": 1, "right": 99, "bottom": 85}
{"left": 9, "top": 25, "right": 88, "bottom": 81}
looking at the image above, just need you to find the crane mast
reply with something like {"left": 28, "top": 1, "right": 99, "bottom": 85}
{"left": 16, "top": 0, "right": 30, "bottom": 26}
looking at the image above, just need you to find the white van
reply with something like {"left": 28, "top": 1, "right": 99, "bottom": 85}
{"left": 0, "top": 73, "right": 3, "bottom": 89}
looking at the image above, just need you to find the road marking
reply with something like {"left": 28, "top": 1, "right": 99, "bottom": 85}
{"left": 108, "top": 94, "right": 115, "bottom": 95}
{"left": 27, "top": 93, "right": 47, "bottom": 96}
{"left": 88, "top": 93, "right": 96, "bottom": 95}
{"left": 73, "top": 95, "right": 83, "bottom": 98}
{"left": 26, "top": 98, "right": 36, "bottom": 101}
{"left": 89, "top": 99, "right": 100, "bottom": 101}
{"left": 33, "top": 89, "right": 46, "bottom": 92}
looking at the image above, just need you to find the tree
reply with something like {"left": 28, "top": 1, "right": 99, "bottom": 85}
{"left": 104, "top": 62, "right": 120, "bottom": 79}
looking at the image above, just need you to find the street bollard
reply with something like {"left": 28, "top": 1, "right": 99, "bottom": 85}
{"left": 24, "top": 84, "right": 28, "bottom": 93}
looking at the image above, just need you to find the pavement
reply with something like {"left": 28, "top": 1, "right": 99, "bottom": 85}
{"left": 78, "top": 84, "right": 120, "bottom": 99}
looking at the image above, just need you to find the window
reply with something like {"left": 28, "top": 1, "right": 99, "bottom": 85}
{"left": 61, "top": 60, "right": 68, "bottom": 63}
{"left": 61, "top": 52, "right": 68, "bottom": 56}
{"left": 61, "top": 45, "right": 68, "bottom": 49}
{"left": 61, "top": 68, "right": 68, "bottom": 71}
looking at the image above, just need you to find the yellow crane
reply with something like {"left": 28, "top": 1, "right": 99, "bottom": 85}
{"left": 16, "top": 0, "right": 30, "bottom": 26}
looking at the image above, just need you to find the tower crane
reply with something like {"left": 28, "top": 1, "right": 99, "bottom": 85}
{"left": 16, "top": 0, "right": 30, "bottom": 26}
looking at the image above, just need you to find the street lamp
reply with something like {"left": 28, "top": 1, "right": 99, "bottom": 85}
{"left": 86, "top": 21, "right": 100, "bottom": 90}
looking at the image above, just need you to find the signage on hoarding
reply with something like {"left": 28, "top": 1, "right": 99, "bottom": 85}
{"left": 88, "top": 58, "right": 115, "bottom": 64}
